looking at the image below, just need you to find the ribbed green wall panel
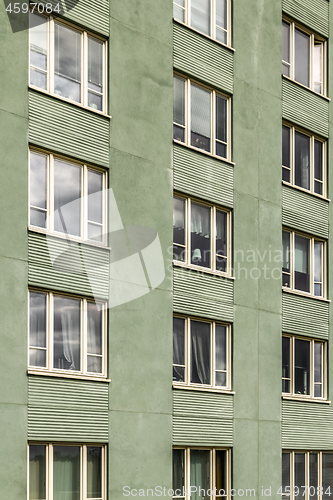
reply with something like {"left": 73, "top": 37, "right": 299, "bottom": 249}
{"left": 282, "top": 292, "right": 329, "bottom": 339}
{"left": 282, "top": 79, "right": 329, "bottom": 137}
{"left": 174, "top": 144, "right": 234, "bottom": 208}
{"left": 173, "top": 390, "right": 233, "bottom": 446}
{"left": 29, "top": 90, "right": 110, "bottom": 167}
{"left": 173, "top": 267, "right": 233, "bottom": 322}
{"left": 173, "top": 22, "right": 233, "bottom": 94}
{"left": 282, "top": 0, "right": 329, "bottom": 37}
{"left": 36, "top": 0, "right": 109, "bottom": 35}
{"left": 28, "top": 376, "right": 109, "bottom": 441}
{"left": 282, "top": 185, "right": 329, "bottom": 238}
{"left": 29, "top": 231, "right": 110, "bottom": 299}
{"left": 282, "top": 400, "right": 333, "bottom": 449}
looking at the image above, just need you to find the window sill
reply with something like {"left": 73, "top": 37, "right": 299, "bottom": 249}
{"left": 173, "top": 261, "right": 235, "bottom": 280}
{"left": 282, "top": 395, "right": 330, "bottom": 404}
{"left": 173, "top": 383, "right": 235, "bottom": 395}
{"left": 282, "top": 181, "right": 330, "bottom": 202}
{"left": 28, "top": 86, "right": 112, "bottom": 119}
{"left": 282, "top": 75, "right": 330, "bottom": 101}
{"left": 173, "top": 18, "right": 235, "bottom": 52}
{"left": 28, "top": 227, "right": 111, "bottom": 251}
{"left": 282, "top": 288, "right": 330, "bottom": 303}
{"left": 173, "top": 140, "right": 235, "bottom": 166}
{"left": 28, "top": 370, "right": 110, "bottom": 383}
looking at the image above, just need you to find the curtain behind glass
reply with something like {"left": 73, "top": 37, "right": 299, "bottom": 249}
{"left": 295, "top": 132, "right": 310, "bottom": 190}
{"left": 295, "top": 29, "right": 310, "bottom": 87}
{"left": 54, "top": 23, "right": 81, "bottom": 102}
{"left": 29, "top": 292, "right": 47, "bottom": 368}
{"left": 54, "top": 160, "right": 81, "bottom": 237}
{"left": 173, "top": 317, "right": 185, "bottom": 382}
{"left": 191, "top": 0, "right": 210, "bottom": 35}
{"left": 322, "top": 454, "right": 333, "bottom": 500}
{"left": 191, "top": 84, "right": 211, "bottom": 152}
{"left": 87, "top": 447, "right": 102, "bottom": 499}
{"left": 190, "top": 450, "right": 210, "bottom": 500}
{"left": 53, "top": 297, "right": 81, "bottom": 371}
{"left": 191, "top": 202, "right": 211, "bottom": 268}
{"left": 53, "top": 446, "right": 80, "bottom": 500}
{"left": 313, "top": 43, "right": 322, "bottom": 94}
{"left": 294, "top": 235, "right": 310, "bottom": 292}
{"left": 29, "top": 445, "right": 46, "bottom": 500}
{"left": 191, "top": 321, "right": 210, "bottom": 385}
{"left": 173, "top": 449, "right": 185, "bottom": 492}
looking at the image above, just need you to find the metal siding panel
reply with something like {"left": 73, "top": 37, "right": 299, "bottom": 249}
{"left": 282, "top": 185, "right": 329, "bottom": 238}
{"left": 173, "top": 23, "right": 233, "bottom": 94}
{"left": 28, "top": 377, "right": 109, "bottom": 441}
{"left": 29, "top": 91, "right": 110, "bottom": 167}
{"left": 174, "top": 144, "right": 234, "bottom": 208}
{"left": 282, "top": 293, "right": 329, "bottom": 339}
{"left": 282, "top": 400, "right": 333, "bottom": 449}
{"left": 173, "top": 267, "right": 234, "bottom": 322}
{"left": 282, "top": 0, "right": 329, "bottom": 37}
{"left": 28, "top": 231, "right": 110, "bottom": 299}
{"left": 282, "top": 79, "right": 329, "bottom": 137}
{"left": 173, "top": 390, "right": 233, "bottom": 446}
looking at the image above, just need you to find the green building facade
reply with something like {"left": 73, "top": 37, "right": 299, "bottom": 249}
{"left": 0, "top": 0, "right": 332, "bottom": 498}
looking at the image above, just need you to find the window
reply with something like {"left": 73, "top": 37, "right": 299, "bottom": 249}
{"left": 282, "top": 335, "right": 326, "bottom": 399}
{"left": 173, "top": 195, "right": 231, "bottom": 274}
{"left": 173, "top": 0, "right": 231, "bottom": 45}
{"left": 282, "top": 124, "right": 326, "bottom": 196}
{"left": 28, "top": 443, "right": 106, "bottom": 500}
{"left": 172, "top": 448, "right": 230, "bottom": 499}
{"left": 29, "top": 291, "right": 107, "bottom": 377}
{"left": 173, "top": 316, "right": 231, "bottom": 390}
{"left": 29, "top": 12, "right": 107, "bottom": 112}
{"left": 282, "top": 20, "right": 326, "bottom": 95}
{"left": 282, "top": 452, "right": 333, "bottom": 500}
{"left": 173, "top": 75, "right": 230, "bottom": 160}
{"left": 29, "top": 150, "right": 107, "bottom": 244}
{"left": 282, "top": 230, "right": 325, "bottom": 298}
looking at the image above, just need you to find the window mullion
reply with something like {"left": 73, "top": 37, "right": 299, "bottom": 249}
{"left": 186, "top": 448, "right": 190, "bottom": 500}
{"left": 49, "top": 444, "right": 53, "bottom": 500}
{"left": 82, "top": 445, "right": 86, "bottom": 500}
{"left": 187, "top": 80, "right": 190, "bottom": 146}
{"left": 83, "top": 165, "right": 88, "bottom": 241}
{"left": 291, "top": 451, "right": 295, "bottom": 500}
{"left": 49, "top": 154, "right": 54, "bottom": 233}
{"left": 291, "top": 337, "right": 295, "bottom": 395}
{"left": 82, "top": 299, "right": 87, "bottom": 375}
{"left": 291, "top": 24, "right": 295, "bottom": 81}
{"left": 310, "top": 35, "right": 314, "bottom": 91}
{"left": 212, "top": 207, "right": 216, "bottom": 271}
{"left": 82, "top": 32, "right": 86, "bottom": 106}
{"left": 319, "top": 452, "right": 322, "bottom": 496}
{"left": 186, "top": 318, "right": 190, "bottom": 386}
{"left": 291, "top": 233, "right": 295, "bottom": 291}
{"left": 187, "top": 199, "right": 191, "bottom": 266}
{"left": 211, "top": 449, "right": 214, "bottom": 495}
{"left": 291, "top": 128, "right": 295, "bottom": 187}
{"left": 212, "top": 90, "right": 216, "bottom": 155}
{"left": 49, "top": 293, "right": 54, "bottom": 372}
{"left": 310, "top": 341, "right": 314, "bottom": 399}
{"left": 311, "top": 137, "right": 314, "bottom": 193}
{"left": 311, "top": 238, "right": 314, "bottom": 296}
{"left": 212, "top": 323, "right": 215, "bottom": 387}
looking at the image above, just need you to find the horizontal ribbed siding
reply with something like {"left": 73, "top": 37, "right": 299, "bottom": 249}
{"left": 282, "top": 293, "right": 329, "bottom": 339}
{"left": 282, "top": 185, "right": 329, "bottom": 238}
{"left": 282, "top": 0, "right": 329, "bottom": 37}
{"left": 173, "top": 390, "right": 233, "bottom": 446}
{"left": 28, "top": 376, "right": 109, "bottom": 441}
{"left": 282, "top": 79, "right": 329, "bottom": 137}
{"left": 282, "top": 400, "right": 333, "bottom": 449}
{"left": 29, "top": 90, "right": 110, "bottom": 167}
{"left": 173, "top": 23, "right": 233, "bottom": 94}
{"left": 29, "top": 231, "right": 110, "bottom": 299}
{"left": 173, "top": 267, "right": 234, "bottom": 322}
{"left": 174, "top": 144, "right": 233, "bottom": 208}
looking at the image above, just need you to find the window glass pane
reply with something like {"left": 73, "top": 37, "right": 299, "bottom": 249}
{"left": 216, "top": 0, "right": 227, "bottom": 43}
{"left": 87, "top": 447, "right": 102, "bottom": 499}
{"left": 295, "top": 29, "right": 310, "bottom": 87}
{"left": 313, "top": 43, "right": 322, "bottom": 94}
{"left": 282, "top": 22, "right": 290, "bottom": 71}
{"left": 54, "top": 160, "right": 81, "bottom": 237}
{"left": 173, "top": 197, "right": 185, "bottom": 262}
{"left": 216, "top": 210, "right": 227, "bottom": 272}
{"left": 29, "top": 292, "right": 47, "bottom": 367}
{"left": 282, "top": 452, "right": 290, "bottom": 493}
{"left": 282, "top": 126, "right": 290, "bottom": 182}
{"left": 314, "top": 242, "right": 322, "bottom": 297}
{"left": 173, "top": 3, "right": 185, "bottom": 22}
{"left": 53, "top": 296, "right": 81, "bottom": 371}
{"left": 173, "top": 449, "right": 185, "bottom": 492}
{"left": 215, "top": 325, "right": 226, "bottom": 372}
{"left": 88, "top": 170, "right": 103, "bottom": 225}
{"left": 216, "top": 95, "right": 227, "bottom": 158}
{"left": 173, "top": 317, "right": 185, "bottom": 382}
{"left": 314, "top": 343, "right": 322, "bottom": 398}
{"left": 173, "top": 77, "right": 185, "bottom": 142}
{"left": 30, "top": 152, "right": 47, "bottom": 228}
{"left": 191, "top": 321, "right": 210, "bottom": 385}
{"left": 282, "top": 337, "right": 290, "bottom": 393}
{"left": 53, "top": 446, "right": 80, "bottom": 500}
{"left": 88, "top": 38, "right": 103, "bottom": 94}
{"left": 190, "top": 450, "right": 210, "bottom": 500}
{"left": 322, "top": 454, "right": 333, "bottom": 500}
{"left": 87, "top": 303, "right": 102, "bottom": 374}
{"left": 29, "top": 445, "right": 46, "bottom": 500}
{"left": 191, "top": 84, "right": 211, "bottom": 152}
{"left": 294, "top": 453, "right": 306, "bottom": 500}
{"left": 314, "top": 140, "right": 323, "bottom": 194}
{"left": 310, "top": 453, "right": 318, "bottom": 493}
{"left": 282, "top": 231, "right": 290, "bottom": 287}
{"left": 294, "top": 235, "right": 310, "bottom": 293}
{"left": 191, "top": 0, "right": 211, "bottom": 36}
{"left": 54, "top": 23, "right": 81, "bottom": 103}
{"left": 295, "top": 339, "right": 310, "bottom": 395}
{"left": 29, "top": 13, "right": 48, "bottom": 89}
{"left": 30, "top": 69, "right": 47, "bottom": 90}
{"left": 216, "top": 450, "right": 227, "bottom": 494}
{"left": 295, "top": 132, "right": 310, "bottom": 190}
{"left": 191, "top": 202, "right": 211, "bottom": 268}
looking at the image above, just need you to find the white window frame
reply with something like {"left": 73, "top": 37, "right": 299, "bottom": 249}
{"left": 173, "top": 0, "right": 232, "bottom": 47}
{"left": 28, "top": 443, "right": 107, "bottom": 500}
{"left": 282, "top": 229, "right": 326, "bottom": 299}
{"left": 282, "top": 123, "right": 326, "bottom": 197}
{"left": 282, "top": 18, "right": 326, "bottom": 96}
{"left": 173, "top": 74, "right": 231, "bottom": 161}
{"left": 173, "top": 315, "right": 232, "bottom": 391}
{"left": 28, "top": 289, "right": 107, "bottom": 379}
{"left": 173, "top": 194, "right": 232, "bottom": 276}
{"left": 29, "top": 148, "right": 108, "bottom": 246}
{"left": 282, "top": 334, "right": 327, "bottom": 400}
{"left": 29, "top": 13, "right": 108, "bottom": 114}
{"left": 172, "top": 447, "right": 231, "bottom": 500}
